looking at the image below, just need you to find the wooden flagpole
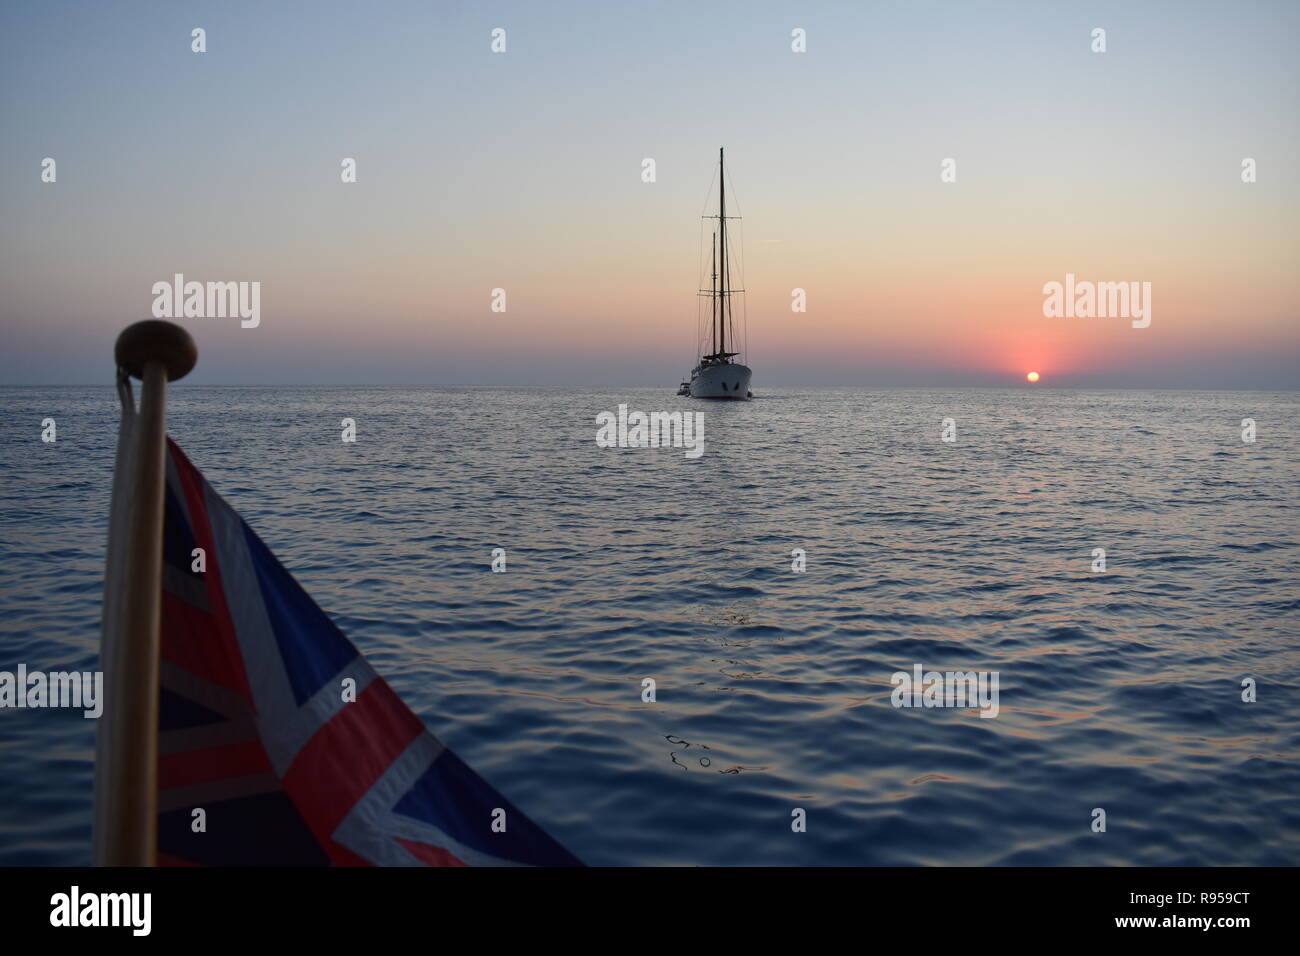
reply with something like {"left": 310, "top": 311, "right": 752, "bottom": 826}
{"left": 94, "top": 320, "right": 196, "bottom": 866}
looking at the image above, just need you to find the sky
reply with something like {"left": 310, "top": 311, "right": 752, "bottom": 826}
{"left": 1, "top": 0, "right": 1297, "bottom": 387}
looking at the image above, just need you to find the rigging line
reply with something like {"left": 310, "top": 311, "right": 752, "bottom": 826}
{"left": 737, "top": 218, "right": 748, "bottom": 367}
{"left": 697, "top": 194, "right": 712, "bottom": 361}
{"left": 694, "top": 163, "right": 720, "bottom": 362}
{"left": 730, "top": 214, "right": 741, "bottom": 361}
{"left": 725, "top": 156, "right": 739, "bottom": 361}
{"left": 742, "top": 220, "right": 748, "bottom": 366}
{"left": 740, "top": 236, "right": 749, "bottom": 367}
{"left": 695, "top": 213, "right": 705, "bottom": 365}
{"left": 721, "top": 155, "right": 746, "bottom": 364}
{"left": 699, "top": 164, "right": 719, "bottom": 219}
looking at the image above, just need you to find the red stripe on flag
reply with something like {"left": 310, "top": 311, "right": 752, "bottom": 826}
{"left": 158, "top": 740, "right": 274, "bottom": 790}
{"left": 167, "top": 440, "right": 255, "bottom": 706}
{"left": 395, "top": 837, "right": 468, "bottom": 867}
{"left": 157, "top": 852, "right": 204, "bottom": 867}
{"left": 281, "top": 678, "right": 425, "bottom": 866}
{"left": 160, "top": 590, "right": 250, "bottom": 699}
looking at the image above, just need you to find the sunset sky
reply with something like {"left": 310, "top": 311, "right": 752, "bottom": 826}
{"left": 1, "top": 0, "right": 1296, "bottom": 387}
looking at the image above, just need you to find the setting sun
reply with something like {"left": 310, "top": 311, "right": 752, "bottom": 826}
{"left": 1026, "top": 371, "right": 1040, "bottom": 383}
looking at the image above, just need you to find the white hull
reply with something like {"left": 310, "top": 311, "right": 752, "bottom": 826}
{"left": 689, "top": 363, "right": 751, "bottom": 399}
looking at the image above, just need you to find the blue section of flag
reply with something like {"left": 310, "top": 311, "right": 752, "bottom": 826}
{"left": 162, "top": 484, "right": 198, "bottom": 575}
{"left": 393, "top": 749, "right": 582, "bottom": 866}
{"left": 159, "top": 792, "right": 331, "bottom": 867}
{"left": 159, "top": 687, "right": 224, "bottom": 731}
{"left": 241, "top": 523, "right": 357, "bottom": 707}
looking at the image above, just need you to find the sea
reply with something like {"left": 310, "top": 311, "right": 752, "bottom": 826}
{"left": 1, "top": 386, "right": 1297, "bottom": 866}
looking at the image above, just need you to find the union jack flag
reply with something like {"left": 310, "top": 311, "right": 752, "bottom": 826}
{"left": 156, "top": 438, "right": 581, "bottom": 866}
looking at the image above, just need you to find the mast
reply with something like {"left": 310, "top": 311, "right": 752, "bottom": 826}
{"left": 711, "top": 232, "right": 718, "bottom": 357}
{"left": 696, "top": 147, "right": 741, "bottom": 365}
{"left": 718, "top": 147, "right": 727, "bottom": 358}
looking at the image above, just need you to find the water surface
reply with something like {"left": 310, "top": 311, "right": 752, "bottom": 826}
{"left": 1, "top": 386, "right": 1297, "bottom": 865}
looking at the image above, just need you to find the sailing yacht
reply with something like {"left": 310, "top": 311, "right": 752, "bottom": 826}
{"left": 684, "top": 148, "right": 752, "bottom": 400}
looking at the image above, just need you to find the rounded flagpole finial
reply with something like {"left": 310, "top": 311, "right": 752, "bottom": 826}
{"left": 114, "top": 320, "right": 197, "bottom": 382}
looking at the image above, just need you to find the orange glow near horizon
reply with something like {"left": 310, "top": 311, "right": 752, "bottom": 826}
{"left": 1027, "top": 371, "right": 1040, "bottom": 383}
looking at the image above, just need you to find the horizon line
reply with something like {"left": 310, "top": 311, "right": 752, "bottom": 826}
{"left": 5, "top": 382, "right": 1298, "bottom": 392}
